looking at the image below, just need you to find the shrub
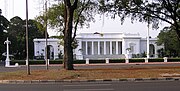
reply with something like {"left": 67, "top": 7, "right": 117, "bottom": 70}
{"left": 148, "top": 58, "right": 164, "bottom": 62}
{"left": 89, "top": 60, "right": 105, "bottom": 63}
{"left": 109, "top": 59, "right": 125, "bottom": 63}
{"left": 10, "top": 60, "right": 64, "bottom": 65}
{"left": 167, "top": 58, "right": 180, "bottom": 62}
{"left": 73, "top": 60, "right": 86, "bottom": 64}
{"left": 129, "top": 59, "right": 145, "bottom": 63}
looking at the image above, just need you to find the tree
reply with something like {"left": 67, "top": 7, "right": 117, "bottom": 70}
{"left": 0, "top": 9, "right": 9, "bottom": 60}
{"left": 63, "top": 0, "right": 98, "bottom": 70}
{"left": 99, "top": 0, "right": 180, "bottom": 39}
{"left": 8, "top": 16, "right": 45, "bottom": 59}
{"left": 157, "top": 26, "right": 180, "bottom": 57}
{"left": 37, "top": 0, "right": 97, "bottom": 70}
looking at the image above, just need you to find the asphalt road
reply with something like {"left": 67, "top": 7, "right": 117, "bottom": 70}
{"left": 0, "top": 81, "right": 180, "bottom": 91}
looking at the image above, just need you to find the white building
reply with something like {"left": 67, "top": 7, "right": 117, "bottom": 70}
{"left": 74, "top": 33, "right": 163, "bottom": 60}
{"left": 33, "top": 38, "right": 63, "bottom": 60}
{"left": 33, "top": 33, "right": 163, "bottom": 60}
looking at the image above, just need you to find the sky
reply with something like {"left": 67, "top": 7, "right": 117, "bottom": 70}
{"left": 0, "top": 0, "right": 169, "bottom": 38}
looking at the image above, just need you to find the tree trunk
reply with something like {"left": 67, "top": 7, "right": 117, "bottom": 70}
{"left": 63, "top": 0, "right": 78, "bottom": 70}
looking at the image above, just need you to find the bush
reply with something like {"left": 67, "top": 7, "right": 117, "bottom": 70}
{"left": 49, "top": 60, "right": 63, "bottom": 64}
{"left": 129, "top": 59, "right": 145, "bottom": 63}
{"left": 167, "top": 58, "right": 180, "bottom": 62}
{"left": 89, "top": 60, "right": 105, "bottom": 63}
{"left": 109, "top": 59, "right": 125, "bottom": 63}
{"left": 10, "top": 60, "right": 64, "bottom": 65}
{"left": 73, "top": 60, "right": 86, "bottom": 64}
{"left": 10, "top": 60, "right": 26, "bottom": 65}
{"left": 148, "top": 58, "right": 164, "bottom": 62}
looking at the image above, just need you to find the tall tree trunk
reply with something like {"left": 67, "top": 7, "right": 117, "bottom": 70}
{"left": 63, "top": 0, "right": 78, "bottom": 70}
{"left": 63, "top": 8, "right": 74, "bottom": 70}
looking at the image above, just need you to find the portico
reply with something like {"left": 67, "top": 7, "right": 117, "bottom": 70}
{"left": 81, "top": 41, "right": 122, "bottom": 55}
{"left": 74, "top": 33, "right": 163, "bottom": 60}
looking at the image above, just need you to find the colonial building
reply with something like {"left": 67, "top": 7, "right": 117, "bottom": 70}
{"left": 33, "top": 33, "right": 163, "bottom": 60}
{"left": 33, "top": 38, "right": 63, "bottom": 60}
{"left": 74, "top": 33, "right": 163, "bottom": 60}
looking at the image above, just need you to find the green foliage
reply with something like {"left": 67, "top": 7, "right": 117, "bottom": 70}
{"left": 89, "top": 59, "right": 106, "bottom": 63}
{"left": 7, "top": 16, "right": 45, "bottom": 60}
{"left": 168, "top": 58, "right": 180, "bottom": 62}
{"left": 0, "top": 11, "right": 9, "bottom": 60}
{"left": 36, "top": 0, "right": 98, "bottom": 70}
{"left": 10, "top": 60, "right": 64, "bottom": 65}
{"left": 99, "top": 0, "right": 180, "bottom": 39}
{"left": 109, "top": 59, "right": 125, "bottom": 63}
{"left": 157, "top": 26, "right": 180, "bottom": 57}
{"left": 73, "top": 60, "right": 86, "bottom": 64}
{"left": 36, "top": 1, "right": 97, "bottom": 33}
{"left": 10, "top": 58, "right": 180, "bottom": 65}
{"left": 129, "top": 59, "right": 145, "bottom": 63}
{"left": 148, "top": 58, "right": 164, "bottom": 62}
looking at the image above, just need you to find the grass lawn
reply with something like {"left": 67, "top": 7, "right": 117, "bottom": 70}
{"left": 0, "top": 66, "right": 180, "bottom": 80}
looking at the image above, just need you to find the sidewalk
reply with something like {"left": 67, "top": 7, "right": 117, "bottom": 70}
{"left": 1, "top": 62, "right": 180, "bottom": 84}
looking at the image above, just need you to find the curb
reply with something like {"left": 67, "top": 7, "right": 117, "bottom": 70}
{"left": 0, "top": 77, "right": 180, "bottom": 84}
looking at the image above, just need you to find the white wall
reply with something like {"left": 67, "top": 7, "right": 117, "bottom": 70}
{"left": 33, "top": 38, "right": 62, "bottom": 60}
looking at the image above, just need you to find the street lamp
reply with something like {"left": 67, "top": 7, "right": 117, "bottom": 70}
{"left": 26, "top": 0, "right": 30, "bottom": 75}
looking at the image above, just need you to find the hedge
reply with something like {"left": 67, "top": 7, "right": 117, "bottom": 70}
{"left": 109, "top": 59, "right": 125, "bottom": 63}
{"left": 129, "top": 59, "right": 145, "bottom": 63}
{"left": 167, "top": 58, "right": 180, "bottom": 62}
{"left": 10, "top": 60, "right": 63, "bottom": 65}
{"left": 9, "top": 58, "right": 180, "bottom": 65}
{"left": 148, "top": 58, "right": 164, "bottom": 62}
{"left": 89, "top": 60, "right": 105, "bottom": 64}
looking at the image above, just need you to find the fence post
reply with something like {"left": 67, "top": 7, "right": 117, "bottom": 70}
{"left": 106, "top": 58, "right": 109, "bottom": 64}
{"left": 125, "top": 58, "right": 129, "bottom": 63}
{"left": 164, "top": 57, "right": 168, "bottom": 62}
{"left": 86, "top": 58, "right": 89, "bottom": 64}
{"left": 48, "top": 59, "right": 50, "bottom": 65}
{"left": 26, "top": 59, "right": 28, "bottom": 65}
{"left": 144, "top": 58, "right": 148, "bottom": 63}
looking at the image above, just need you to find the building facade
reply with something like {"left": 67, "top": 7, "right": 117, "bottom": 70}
{"left": 33, "top": 38, "right": 63, "bottom": 60}
{"left": 74, "top": 33, "right": 163, "bottom": 60}
{"left": 33, "top": 33, "right": 163, "bottom": 60}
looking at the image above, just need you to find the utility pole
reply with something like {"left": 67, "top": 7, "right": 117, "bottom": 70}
{"left": 147, "top": 18, "right": 150, "bottom": 59}
{"left": 26, "top": 0, "right": 30, "bottom": 75}
{"left": 45, "top": 0, "right": 48, "bottom": 70}
{"left": 4, "top": 0, "right": 8, "bottom": 18}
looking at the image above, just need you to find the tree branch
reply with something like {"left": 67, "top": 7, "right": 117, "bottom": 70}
{"left": 64, "top": 0, "right": 71, "bottom": 7}
{"left": 72, "top": 0, "right": 90, "bottom": 41}
{"left": 72, "top": 0, "right": 78, "bottom": 10}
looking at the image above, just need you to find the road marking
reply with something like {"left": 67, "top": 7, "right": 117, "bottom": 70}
{"left": 63, "top": 88, "right": 114, "bottom": 91}
{"left": 63, "top": 84, "right": 112, "bottom": 87}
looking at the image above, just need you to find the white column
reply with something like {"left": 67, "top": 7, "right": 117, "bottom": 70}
{"left": 77, "top": 40, "right": 83, "bottom": 60}
{"left": 147, "top": 23, "right": 150, "bottom": 58}
{"left": 98, "top": 41, "right": 100, "bottom": 55}
{"left": 154, "top": 45, "right": 158, "bottom": 58}
{"left": 122, "top": 39, "right": 126, "bottom": 54}
{"left": 79, "top": 40, "right": 82, "bottom": 51}
{"left": 116, "top": 41, "right": 118, "bottom": 54}
{"left": 104, "top": 41, "right": 106, "bottom": 55}
{"left": 92, "top": 41, "right": 94, "bottom": 55}
{"left": 110, "top": 41, "right": 112, "bottom": 54}
{"left": 85, "top": 41, "right": 88, "bottom": 55}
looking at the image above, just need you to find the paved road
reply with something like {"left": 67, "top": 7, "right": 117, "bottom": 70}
{"left": 0, "top": 81, "right": 180, "bottom": 91}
